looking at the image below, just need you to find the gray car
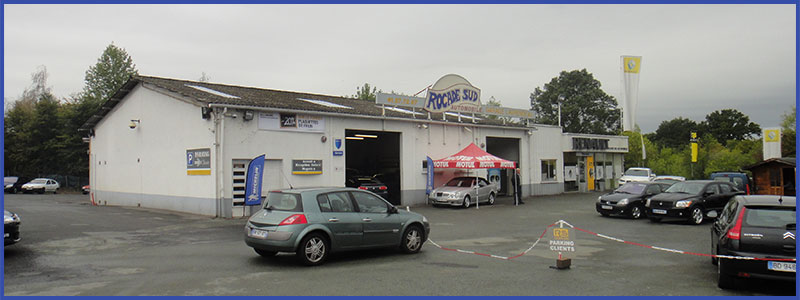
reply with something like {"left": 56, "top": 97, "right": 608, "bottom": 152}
{"left": 244, "top": 187, "right": 430, "bottom": 266}
{"left": 428, "top": 177, "right": 498, "bottom": 208}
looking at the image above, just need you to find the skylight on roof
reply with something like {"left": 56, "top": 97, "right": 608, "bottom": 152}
{"left": 384, "top": 106, "right": 424, "bottom": 116}
{"left": 185, "top": 84, "right": 240, "bottom": 99}
{"left": 445, "top": 112, "right": 482, "bottom": 121}
{"left": 297, "top": 98, "right": 352, "bottom": 109}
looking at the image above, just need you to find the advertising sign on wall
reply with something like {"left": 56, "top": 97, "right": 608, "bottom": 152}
{"left": 292, "top": 160, "right": 323, "bottom": 175}
{"left": 424, "top": 74, "right": 481, "bottom": 113}
{"left": 186, "top": 148, "right": 211, "bottom": 175}
{"left": 259, "top": 112, "right": 325, "bottom": 133}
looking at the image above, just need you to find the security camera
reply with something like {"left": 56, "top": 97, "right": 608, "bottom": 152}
{"left": 129, "top": 122, "right": 137, "bottom": 129}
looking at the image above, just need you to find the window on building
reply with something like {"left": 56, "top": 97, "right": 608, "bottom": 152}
{"left": 541, "top": 160, "right": 557, "bottom": 181}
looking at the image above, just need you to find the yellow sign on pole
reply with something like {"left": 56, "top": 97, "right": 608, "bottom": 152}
{"left": 690, "top": 132, "right": 698, "bottom": 163}
{"left": 586, "top": 156, "right": 595, "bottom": 190}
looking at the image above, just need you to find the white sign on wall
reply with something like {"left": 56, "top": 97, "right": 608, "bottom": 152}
{"left": 258, "top": 112, "right": 325, "bottom": 133}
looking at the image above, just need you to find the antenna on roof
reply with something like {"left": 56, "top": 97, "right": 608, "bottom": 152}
{"left": 279, "top": 168, "right": 294, "bottom": 190}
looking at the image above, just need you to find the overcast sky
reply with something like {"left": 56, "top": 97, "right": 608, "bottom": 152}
{"left": 3, "top": 4, "right": 795, "bottom": 133}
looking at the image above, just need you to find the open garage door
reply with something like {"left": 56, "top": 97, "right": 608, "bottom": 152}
{"left": 345, "top": 130, "right": 401, "bottom": 205}
{"left": 486, "top": 137, "right": 520, "bottom": 196}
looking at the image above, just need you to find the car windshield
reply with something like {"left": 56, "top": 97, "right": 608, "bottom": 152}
{"left": 264, "top": 192, "right": 303, "bottom": 212}
{"left": 744, "top": 207, "right": 796, "bottom": 228}
{"left": 30, "top": 179, "right": 47, "bottom": 184}
{"left": 615, "top": 183, "right": 646, "bottom": 194}
{"left": 445, "top": 178, "right": 475, "bottom": 187}
{"left": 624, "top": 169, "right": 649, "bottom": 176}
{"left": 665, "top": 182, "right": 705, "bottom": 194}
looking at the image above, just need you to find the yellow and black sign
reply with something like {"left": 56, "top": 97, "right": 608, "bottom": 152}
{"left": 690, "top": 132, "right": 698, "bottom": 163}
{"left": 550, "top": 228, "right": 575, "bottom": 252}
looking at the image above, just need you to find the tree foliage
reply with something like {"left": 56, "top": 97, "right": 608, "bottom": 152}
{"left": 781, "top": 105, "right": 795, "bottom": 157}
{"left": 700, "top": 109, "right": 761, "bottom": 146}
{"left": 649, "top": 117, "right": 700, "bottom": 149}
{"left": 353, "top": 83, "right": 379, "bottom": 101}
{"left": 82, "top": 43, "right": 138, "bottom": 107}
{"left": 530, "top": 69, "right": 620, "bottom": 135}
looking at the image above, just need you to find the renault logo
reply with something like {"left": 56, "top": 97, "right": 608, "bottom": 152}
{"left": 783, "top": 232, "right": 795, "bottom": 240}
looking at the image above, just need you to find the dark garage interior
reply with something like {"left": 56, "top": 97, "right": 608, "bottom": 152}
{"left": 344, "top": 129, "right": 401, "bottom": 204}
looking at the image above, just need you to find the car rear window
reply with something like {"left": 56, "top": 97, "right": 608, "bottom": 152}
{"left": 264, "top": 192, "right": 303, "bottom": 212}
{"left": 744, "top": 207, "right": 795, "bottom": 228}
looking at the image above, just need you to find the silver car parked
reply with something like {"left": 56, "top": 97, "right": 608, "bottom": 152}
{"left": 428, "top": 177, "right": 498, "bottom": 208}
{"left": 244, "top": 187, "right": 430, "bottom": 266}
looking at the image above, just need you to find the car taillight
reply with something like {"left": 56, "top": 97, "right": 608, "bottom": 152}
{"left": 745, "top": 184, "right": 750, "bottom": 195}
{"left": 279, "top": 214, "right": 307, "bottom": 226}
{"left": 726, "top": 207, "right": 747, "bottom": 240}
{"left": 379, "top": 186, "right": 387, "bottom": 190}
{"left": 358, "top": 186, "right": 368, "bottom": 190}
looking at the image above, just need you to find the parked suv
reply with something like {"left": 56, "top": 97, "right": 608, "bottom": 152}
{"left": 617, "top": 167, "right": 656, "bottom": 186}
{"left": 711, "top": 195, "right": 796, "bottom": 289}
{"left": 596, "top": 181, "right": 672, "bottom": 219}
{"left": 710, "top": 172, "right": 753, "bottom": 195}
{"left": 646, "top": 180, "right": 743, "bottom": 225}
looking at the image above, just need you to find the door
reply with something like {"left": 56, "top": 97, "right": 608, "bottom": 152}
{"left": 478, "top": 177, "right": 492, "bottom": 201}
{"left": 352, "top": 191, "right": 402, "bottom": 247}
{"left": 317, "top": 191, "right": 363, "bottom": 249}
{"left": 702, "top": 183, "right": 724, "bottom": 210}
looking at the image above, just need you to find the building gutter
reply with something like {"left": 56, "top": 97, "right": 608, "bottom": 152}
{"left": 207, "top": 103, "right": 537, "bottom": 132}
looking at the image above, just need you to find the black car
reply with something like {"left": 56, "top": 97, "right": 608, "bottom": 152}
{"left": 4, "top": 176, "right": 31, "bottom": 194}
{"left": 345, "top": 175, "right": 389, "bottom": 200}
{"left": 710, "top": 195, "right": 796, "bottom": 289}
{"left": 646, "top": 180, "right": 743, "bottom": 225}
{"left": 596, "top": 182, "right": 672, "bottom": 219}
{"left": 4, "top": 210, "right": 21, "bottom": 246}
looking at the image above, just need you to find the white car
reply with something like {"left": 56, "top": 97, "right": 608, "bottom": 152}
{"left": 21, "top": 178, "right": 60, "bottom": 194}
{"left": 617, "top": 167, "right": 655, "bottom": 186}
{"left": 428, "top": 177, "right": 498, "bottom": 208}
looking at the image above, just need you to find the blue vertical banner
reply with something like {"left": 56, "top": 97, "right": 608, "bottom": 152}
{"left": 245, "top": 154, "right": 266, "bottom": 206}
{"left": 426, "top": 156, "right": 434, "bottom": 195}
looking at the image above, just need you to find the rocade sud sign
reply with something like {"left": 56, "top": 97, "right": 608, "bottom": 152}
{"left": 425, "top": 74, "right": 481, "bottom": 113}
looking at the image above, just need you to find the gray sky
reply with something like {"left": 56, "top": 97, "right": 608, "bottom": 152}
{"left": 3, "top": 4, "right": 796, "bottom": 133}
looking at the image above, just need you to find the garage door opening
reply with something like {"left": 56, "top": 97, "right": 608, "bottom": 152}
{"left": 486, "top": 137, "right": 520, "bottom": 196}
{"left": 345, "top": 130, "right": 401, "bottom": 205}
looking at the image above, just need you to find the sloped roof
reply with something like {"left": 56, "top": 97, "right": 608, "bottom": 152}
{"left": 743, "top": 157, "right": 796, "bottom": 170}
{"left": 80, "top": 75, "right": 529, "bottom": 132}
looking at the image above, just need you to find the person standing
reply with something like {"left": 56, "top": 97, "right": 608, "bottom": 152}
{"left": 513, "top": 168, "right": 524, "bottom": 205}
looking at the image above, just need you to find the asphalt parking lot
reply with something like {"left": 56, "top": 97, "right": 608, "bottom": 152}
{"left": 3, "top": 192, "right": 795, "bottom": 296}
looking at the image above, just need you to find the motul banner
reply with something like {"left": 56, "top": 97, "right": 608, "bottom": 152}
{"left": 621, "top": 56, "right": 642, "bottom": 131}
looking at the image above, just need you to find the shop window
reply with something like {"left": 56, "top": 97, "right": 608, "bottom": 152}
{"left": 541, "top": 160, "right": 557, "bottom": 181}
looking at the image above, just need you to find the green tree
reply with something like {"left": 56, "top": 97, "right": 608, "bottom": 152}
{"left": 353, "top": 83, "right": 380, "bottom": 101}
{"left": 81, "top": 43, "right": 138, "bottom": 108}
{"left": 529, "top": 69, "right": 620, "bottom": 134}
{"left": 649, "top": 117, "right": 700, "bottom": 149}
{"left": 4, "top": 66, "right": 51, "bottom": 177}
{"left": 621, "top": 129, "right": 656, "bottom": 169}
{"left": 700, "top": 109, "right": 761, "bottom": 145}
{"left": 781, "top": 105, "right": 795, "bottom": 157}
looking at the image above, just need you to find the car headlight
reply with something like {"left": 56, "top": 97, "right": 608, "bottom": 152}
{"left": 447, "top": 193, "right": 460, "bottom": 199}
{"left": 617, "top": 198, "right": 629, "bottom": 206}
{"left": 4, "top": 213, "right": 19, "bottom": 224}
{"left": 5, "top": 184, "right": 12, "bottom": 188}
{"left": 676, "top": 200, "right": 692, "bottom": 208}
{"left": 597, "top": 196, "right": 602, "bottom": 203}
{"left": 645, "top": 198, "right": 651, "bottom": 207}
{"left": 422, "top": 216, "right": 428, "bottom": 223}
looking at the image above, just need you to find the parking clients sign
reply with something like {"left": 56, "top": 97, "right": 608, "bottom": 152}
{"left": 550, "top": 224, "right": 576, "bottom": 252}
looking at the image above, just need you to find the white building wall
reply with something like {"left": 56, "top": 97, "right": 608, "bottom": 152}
{"left": 90, "top": 85, "right": 217, "bottom": 215}
{"left": 529, "top": 126, "right": 566, "bottom": 195}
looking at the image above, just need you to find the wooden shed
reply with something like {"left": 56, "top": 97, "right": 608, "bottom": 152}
{"left": 743, "top": 157, "right": 796, "bottom": 196}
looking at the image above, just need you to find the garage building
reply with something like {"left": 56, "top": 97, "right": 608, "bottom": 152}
{"left": 80, "top": 75, "right": 628, "bottom": 217}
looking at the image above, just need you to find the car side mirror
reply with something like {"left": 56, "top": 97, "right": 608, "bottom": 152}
{"left": 388, "top": 206, "right": 398, "bottom": 214}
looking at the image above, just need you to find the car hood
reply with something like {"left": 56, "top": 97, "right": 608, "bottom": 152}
{"left": 649, "top": 192, "right": 697, "bottom": 202}
{"left": 432, "top": 186, "right": 472, "bottom": 194}
{"left": 600, "top": 193, "right": 641, "bottom": 201}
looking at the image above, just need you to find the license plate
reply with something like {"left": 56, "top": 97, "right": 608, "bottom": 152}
{"left": 652, "top": 209, "right": 667, "bottom": 215}
{"left": 249, "top": 228, "right": 268, "bottom": 239}
{"left": 768, "top": 261, "right": 796, "bottom": 273}
{"left": 601, "top": 205, "right": 613, "bottom": 210}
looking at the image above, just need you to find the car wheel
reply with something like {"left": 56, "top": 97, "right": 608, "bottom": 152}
{"left": 462, "top": 195, "right": 471, "bottom": 208}
{"left": 400, "top": 225, "right": 424, "bottom": 254}
{"left": 688, "top": 207, "right": 704, "bottom": 225}
{"left": 53, "top": 188, "right": 57, "bottom": 194}
{"left": 297, "top": 233, "right": 329, "bottom": 266}
{"left": 648, "top": 217, "right": 661, "bottom": 223}
{"left": 487, "top": 193, "right": 495, "bottom": 205}
{"left": 254, "top": 249, "right": 277, "bottom": 257}
{"left": 630, "top": 205, "right": 643, "bottom": 219}
{"left": 38, "top": 188, "right": 45, "bottom": 194}
{"left": 717, "top": 259, "right": 735, "bottom": 289}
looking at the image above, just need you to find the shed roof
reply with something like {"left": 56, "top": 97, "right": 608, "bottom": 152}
{"left": 79, "top": 75, "right": 533, "bottom": 132}
{"left": 743, "top": 157, "right": 797, "bottom": 171}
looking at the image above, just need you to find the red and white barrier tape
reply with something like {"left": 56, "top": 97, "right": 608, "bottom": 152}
{"left": 427, "top": 220, "right": 796, "bottom": 262}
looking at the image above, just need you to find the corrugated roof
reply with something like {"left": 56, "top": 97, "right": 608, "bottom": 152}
{"left": 79, "top": 75, "right": 532, "bottom": 132}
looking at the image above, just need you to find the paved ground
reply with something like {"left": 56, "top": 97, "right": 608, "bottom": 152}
{"left": 3, "top": 192, "right": 795, "bottom": 296}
